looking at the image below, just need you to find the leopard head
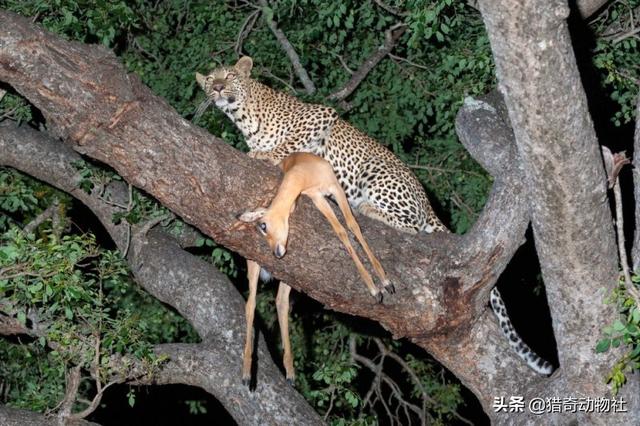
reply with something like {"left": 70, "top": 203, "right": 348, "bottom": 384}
{"left": 196, "top": 56, "right": 253, "bottom": 109}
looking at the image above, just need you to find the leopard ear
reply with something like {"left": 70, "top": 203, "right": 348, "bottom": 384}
{"left": 195, "top": 72, "right": 206, "bottom": 88}
{"left": 234, "top": 56, "right": 253, "bottom": 77}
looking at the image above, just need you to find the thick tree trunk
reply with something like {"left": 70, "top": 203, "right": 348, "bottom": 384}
{"left": 0, "top": 123, "right": 324, "bottom": 425}
{"left": 0, "top": 11, "right": 551, "bottom": 415}
{"left": 1, "top": 9, "right": 633, "bottom": 421}
{"left": 479, "top": 0, "right": 639, "bottom": 424}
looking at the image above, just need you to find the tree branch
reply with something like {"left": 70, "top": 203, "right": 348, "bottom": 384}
{"left": 0, "top": 123, "right": 323, "bottom": 425}
{"left": 632, "top": 94, "right": 640, "bottom": 271}
{"left": 0, "top": 405, "right": 100, "bottom": 426}
{"left": 22, "top": 197, "right": 60, "bottom": 234}
{"left": 372, "top": 0, "right": 409, "bottom": 17}
{"left": 0, "top": 12, "right": 560, "bottom": 416}
{"left": 257, "top": 0, "right": 316, "bottom": 94}
{"left": 478, "top": 0, "right": 640, "bottom": 423}
{"left": 327, "top": 23, "right": 406, "bottom": 102}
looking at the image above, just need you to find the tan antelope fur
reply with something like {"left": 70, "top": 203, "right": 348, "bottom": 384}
{"left": 237, "top": 152, "right": 392, "bottom": 385}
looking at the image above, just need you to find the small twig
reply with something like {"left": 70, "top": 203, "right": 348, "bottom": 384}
{"left": 258, "top": 0, "right": 316, "bottom": 94}
{"left": 612, "top": 0, "right": 638, "bottom": 43}
{"left": 409, "top": 163, "right": 487, "bottom": 179}
{"left": 57, "top": 366, "right": 82, "bottom": 423}
{"left": 373, "top": 338, "right": 473, "bottom": 425}
{"left": 350, "top": 337, "right": 423, "bottom": 425}
{"left": 122, "top": 184, "right": 133, "bottom": 259}
{"left": 329, "top": 51, "right": 354, "bottom": 75}
{"left": 236, "top": 0, "right": 261, "bottom": 10}
{"left": 615, "top": 68, "right": 640, "bottom": 86}
{"left": 174, "top": 0, "right": 191, "bottom": 34}
{"left": 23, "top": 198, "right": 59, "bottom": 234}
{"left": 373, "top": 0, "right": 409, "bottom": 17}
{"left": 388, "top": 53, "right": 429, "bottom": 70}
{"left": 450, "top": 191, "right": 475, "bottom": 219}
{"left": 322, "top": 385, "right": 336, "bottom": 421}
{"left": 0, "top": 89, "right": 6, "bottom": 103}
{"left": 613, "top": 26, "right": 640, "bottom": 43}
{"left": 602, "top": 147, "right": 640, "bottom": 305}
{"left": 260, "top": 67, "right": 298, "bottom": 93}
{"left": 236, "top": 9, "right": 260, "bottom": 55}
{"left": 69, "top": 381, "right": 117, "bottom": 420}
{"left": 0, "top": 269, "right": 58, "bottom": 281}
{"left": 0, "top": 314, "right": 32, "bottom": 336}
{"left": 209, "top": 43, "right": 236, "bottom": 59}
{"left": 328, "top": 23, "right": 407, "bottom": 102}
{"left": 599, "top": 3, "right": 640, "bottom": 40}
{"left": 67, "top": 332, "right": 113, "bottom": 420}
{"left": 131, "top": 36, "right": 161, "bottom": 63}
{"left": 0, "top": 106, "right": 19, "bottom": 121}
{"left": 613, "top": 175, "right": 640, "bottom": 304}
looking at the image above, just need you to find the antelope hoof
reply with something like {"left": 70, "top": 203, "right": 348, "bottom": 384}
{"left": 286, "top": 377, "right": 295, "bottom": 386}
{"left": 242, "top": 377, "right": 251, "bottom": 387}
{"left": 375, "top": 291, "right": 383, "bottom": 304}
{"left": 385, "top": 283, "right": 395, "bottom": 294}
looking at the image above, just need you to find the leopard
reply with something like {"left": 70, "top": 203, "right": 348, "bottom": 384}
{"left": 196, "top": 56, "right": 554, "bottom": 376}
{"left": 196, "top": 56, "right": 445, "bottom": 234}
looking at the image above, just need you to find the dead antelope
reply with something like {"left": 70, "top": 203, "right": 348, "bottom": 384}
{"left": 237, "top": 152, "right": 392, "bottom": 385}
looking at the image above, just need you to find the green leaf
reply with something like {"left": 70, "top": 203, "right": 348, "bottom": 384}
{"left": 595, "top": 339, "right": 611, "bottom": 353}
{"left": 613, "top": 320, "right": 626, "bottom": 331}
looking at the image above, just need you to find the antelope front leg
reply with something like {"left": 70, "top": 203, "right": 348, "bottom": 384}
{"left": 243, "top": 259, "right": 261, "bottom": 386}
{"left": 276, "top": 282, "right": 295, "bottom": 384}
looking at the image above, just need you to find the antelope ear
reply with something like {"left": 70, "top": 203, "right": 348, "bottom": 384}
{"left": 237, "top": 207, "right": 266, "bottom": 223}
{"left": 234, "top": 56, "right": 253, "bottom": 77}
{"left": 195, "top": 72, "right": 207, "bottom": 88}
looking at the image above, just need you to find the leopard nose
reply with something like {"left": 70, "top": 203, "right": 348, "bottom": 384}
{"left": 212, "top": 83, "right": 224, "bottom": 93}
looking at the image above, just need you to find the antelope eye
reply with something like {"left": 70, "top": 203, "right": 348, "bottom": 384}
{"left": 258, "top": 222, "right": 267, "bottom": 234}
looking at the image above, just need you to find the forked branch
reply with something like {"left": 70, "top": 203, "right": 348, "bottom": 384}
{"left": 328, "top": 23, "right": 407, "bottom": 102}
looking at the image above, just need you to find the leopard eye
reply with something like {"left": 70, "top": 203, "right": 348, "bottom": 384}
{"left": 226, "top": 72, "right": 236, "bottom": 80}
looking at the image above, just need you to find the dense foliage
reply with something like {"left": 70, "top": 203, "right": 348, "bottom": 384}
{"left": 1, "top": 0, "right": 639, "bottom": 424}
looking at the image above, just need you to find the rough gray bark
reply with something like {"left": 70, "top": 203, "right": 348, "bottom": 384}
{"left": 478, "top": 0, "right": 639, "bottom": 424}
{"left": 0, "top": 123, "right": 323, "bottom": 425}
{"left": 0, "top": 405, "right": 99, "bottom": 426}
{"left": 632, "top": 95, "right": 640, "bottom": 270}
{"left": 467, "top": 0, "right": 611, "bottom": 19}
{"left": 577, "top": 0, "right": 610, "bottom": 18}
{"left": 1, "top": 9, "right": 634, "bottom": 422}
{"left": 0, "top": 11, "right": 552, "bottom": 417}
